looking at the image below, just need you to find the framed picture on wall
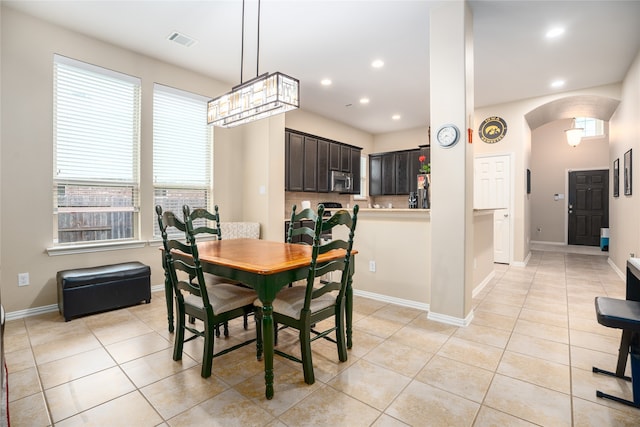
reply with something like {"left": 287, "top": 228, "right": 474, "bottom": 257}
{"left": 624, "top": 149, "right": 632, "bottom": 196}
{"left": 613, "top": 158, "right": 620, "bottom": 197}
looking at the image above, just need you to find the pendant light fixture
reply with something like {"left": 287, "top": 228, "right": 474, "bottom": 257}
{"left": 565, "top": 118, "right": 583, "bottom": 147}
{"left": 207, "top": 0, "right": 299, "bottom": 128}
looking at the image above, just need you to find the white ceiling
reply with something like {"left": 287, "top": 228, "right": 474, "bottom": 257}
{"left": 5, "top": 0, "right": 640, "bottom": 135}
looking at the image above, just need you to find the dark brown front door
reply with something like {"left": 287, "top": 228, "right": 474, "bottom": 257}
{"left": 568, "top": 170, "right": 609, "bottom": 246}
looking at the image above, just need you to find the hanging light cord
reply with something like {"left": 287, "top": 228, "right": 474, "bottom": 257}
{"left": 256, "top": 0, "right": 261, "bottom": 78}
{"left": 239, "top": 0, "right": 261, "bottom": 84}
{"left": 240, "top": 0, "right": 245, "bottom": 84}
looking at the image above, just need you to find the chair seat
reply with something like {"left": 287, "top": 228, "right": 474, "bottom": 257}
{"left": 255, "top": 286, "right": 337, "bottom": 320}
{"left": 184, "top": 283, "right": 256, "bottom": 313}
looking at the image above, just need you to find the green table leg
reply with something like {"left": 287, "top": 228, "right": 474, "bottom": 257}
{"left": 262, "top": 302, "right": 275, "bottom": 399}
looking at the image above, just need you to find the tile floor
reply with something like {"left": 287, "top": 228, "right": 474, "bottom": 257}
{"left": 5, "top": 249, "right": 640, "bottom": 426}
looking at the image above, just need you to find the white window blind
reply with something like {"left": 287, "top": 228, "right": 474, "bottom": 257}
{"left": 53, "top": 55, "right": 141, "bottom": 244}
{"left": 153, "top": 84, "right": 212, "bottom": 237}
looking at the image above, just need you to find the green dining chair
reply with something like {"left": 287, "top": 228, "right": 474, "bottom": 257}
{"left": 255, "top": 204, "right": 359, "bottom": 384}
{"left": 156, "top": 205, "right": 258, "bottom": 378}
{"left": 186, "top": 205, "right": 255, "bottom": 336}
{"left": 286, "top": 204, "right": 318, "bottom": 245}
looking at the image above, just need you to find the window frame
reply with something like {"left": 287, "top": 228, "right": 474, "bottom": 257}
{"left": 52, "top": 55, "right": 141, "bottom": 246}
{"left": 152, "top": 83, "right": 214, "bottom": 239}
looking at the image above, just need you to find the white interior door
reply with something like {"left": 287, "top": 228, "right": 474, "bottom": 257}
{"left": 474, "top": 155, "right": 511, "bottom": 264}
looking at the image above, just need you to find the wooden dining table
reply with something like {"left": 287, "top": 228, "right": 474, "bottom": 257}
{"left": 163, "top": 238, "right": 356, "bottom": 399}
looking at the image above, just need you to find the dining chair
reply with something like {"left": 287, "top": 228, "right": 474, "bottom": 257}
{"left": 156, "top": 205, "right": 258, "bottom": 378}
{"left": 255, "top": 204, "right": 359, "bottom": 384}
{"left": 286, "top": 204, "right": 318, "bottom": 246}
{"left": 186, "top": 205, "right": 254, "bottom": 336}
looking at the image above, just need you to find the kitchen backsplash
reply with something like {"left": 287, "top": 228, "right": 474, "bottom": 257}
{"left": 284, "top": 192, "right": 353, "bottom": 217}
{"left": 285, "top": 192, "right": 413, "bottom": 216}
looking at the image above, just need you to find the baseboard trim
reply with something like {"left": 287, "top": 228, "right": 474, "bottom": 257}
{"left": 6, "top": 304, "right": 58, "bottom": 322}
{"left": 428, "top": 309, "right": 474, "bottom": 327}
{"left": 353, "top": 289, "right": 429, "bottom": 312}
{"left": 6, "top": 285, "right": 166, "bottom": 321}
{"left": 607, "top": 258, "right": 625, "bottom": 280}
{"left": 511, "top": 251, "right": 531, "bottom": 267}
{"left": 472, "top": 270, "right": 496, "bottom": 298}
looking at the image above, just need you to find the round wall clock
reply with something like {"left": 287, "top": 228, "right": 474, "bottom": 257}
{"left": 479, "top": 116, "right": 507, "bottom": 144}
{"left": 436, "top": 124, "right": 460, "bottom": 148}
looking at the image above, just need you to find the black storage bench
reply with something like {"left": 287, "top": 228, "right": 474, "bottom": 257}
{"left": 57, "top": 262, "right": 151, "bottom": 321}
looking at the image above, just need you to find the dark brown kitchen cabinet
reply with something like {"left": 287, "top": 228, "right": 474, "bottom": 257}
{"left": 369, "top": 154, "right": 383, "bottom": 196}
{"left": 303, "top": 137, "right": 318, "bottom": 192}
{"left": 329, "top": 143, "right": 341, "bottom": 170}
{"left": 369, "top": 147, "right": 430, "bottom": 196}
{"left": 285, "top": 128, "right": 361, "bottom": 193}
{"left": 350, "top": 148, "right": 361, "bottom": 194}
{"left": 340, "top": 146, "right": 351, "bottom": 172}
{"left": 381, "top": 154, "right": 396, "bottom": 195}
{"left": 286, "top": 132, "right": 304, "bottom": 191}
{"left": 317, "top": 139, "right": 330, "bottom": 192}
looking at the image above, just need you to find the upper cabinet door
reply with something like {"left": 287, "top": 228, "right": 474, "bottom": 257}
{"left": 369, "top": 154, "right": 383, "bottom": 196}
{"left": 303, "top": 137, "right": 318, "bottom": 192}
{"left": 381, "top": 154, "right": 395, "bottom": 195}
{"left": 350, "top": 148, "right": 361, "bottom": 194}
{"left": 286, "top": 132, "right": 304, "bottom": 191}
{"left": 329, "top": 143, "right": 341, "bottom": 171}
{"left": 340, "top": 146, "right": 351, "bottom": 172}
{"left": 395, "top": 151, "right": 410, "bottom": 194}
{"left": 317, "top": 139, "right": 330, "bottom": 192}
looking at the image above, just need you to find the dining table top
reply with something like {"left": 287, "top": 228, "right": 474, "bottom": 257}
{"left": 192, "top": 238, "right": 354, "bottom": 275}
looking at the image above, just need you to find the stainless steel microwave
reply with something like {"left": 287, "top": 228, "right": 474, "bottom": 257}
{"left": 331, "top": 171, "right": 352, "bottom": 192}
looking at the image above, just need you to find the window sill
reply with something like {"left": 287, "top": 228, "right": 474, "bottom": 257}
{"left": 47, "top": 240, "right": 147, "bottom": 256}
{"left": 353, "top": 196, "right": 368, "bottom": 201}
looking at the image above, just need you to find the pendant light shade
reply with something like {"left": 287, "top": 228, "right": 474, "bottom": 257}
{"left": 207, "top": 72, "right": 299, "bottom": 128}
{"left": 565, "top": 118, "right": 583, "bottom": 147}
{"left": 207, "top": 0, "right": 299, "bottom": 128}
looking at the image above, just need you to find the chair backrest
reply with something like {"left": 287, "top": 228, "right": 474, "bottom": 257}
{"left": 187, "top": 205, "right": 223, "bottom": 240}
{"left": 287, "top": 204, "right": 319, "bottom": 245}
{"left": 155, "top": 205, "right": 211, "bottom": 310}
{"left": 302, "top": 204, "right": 359, "bottom": 312}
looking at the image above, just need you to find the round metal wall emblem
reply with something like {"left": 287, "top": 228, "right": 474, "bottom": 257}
{"left": 479, "top": 116, "right": 507, "bottom": 144}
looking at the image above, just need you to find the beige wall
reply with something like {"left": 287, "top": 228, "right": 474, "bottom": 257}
{"left": 350, "top": 210, "right": 431, "bottom": 306}
{"left": 285, "top": 109, "right": 374, "bottom": 155}
{"left": 0, "top": 7, "right": 250, "bottom": 312}
{"left": 530, "top": 119, "right": 609, "bottom": 244}
{"left": 609, "top": 50, "right": 640, "bottom": 272}
{"left": 372, "top": 127, "right": 429, "bottom": 153}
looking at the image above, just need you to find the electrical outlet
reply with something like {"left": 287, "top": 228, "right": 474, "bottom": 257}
{"left": 369, "top": 260, "right": 376, "bottom": 272}
{"left": 18, "top": 272, "right": 30, "bottom": 286}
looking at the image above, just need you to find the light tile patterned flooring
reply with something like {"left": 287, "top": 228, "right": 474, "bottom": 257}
{"left": 5, "top": 249, "right": 640, "bottom": 426}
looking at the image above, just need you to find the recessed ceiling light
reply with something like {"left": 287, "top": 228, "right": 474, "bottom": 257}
{"left": 545, "top": 27, "right": 565, "bottom": 39}
{"left": 392, "top": 114, "right": 401, "bottom": 120}
{"left": 320, "top": 78, "right": 332, "bottom": 86}
{"left": 371, "top": 59, "right": 384, "bottom": 68}
{"left": 551, "top": 80, "right": 565, "bottom": 88}
{"left": 360, "top": 97, "right": 370, "bottom": 104}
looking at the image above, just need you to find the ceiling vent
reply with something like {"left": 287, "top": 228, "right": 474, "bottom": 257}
{"left": 167, "top": 31, "right": 197, "bottom": 47}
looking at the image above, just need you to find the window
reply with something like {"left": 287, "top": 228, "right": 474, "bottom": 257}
{"left": 153, "top": 84, "right": 213, "bottom": 238}
{"left": 355, "top": 155, "right": 368, "bottom": 200}
{"left": 574, "top": 117, "right": 604, "bottom": 138}
{"left": 53, "top": 55, "right": 141, "bottom": 244}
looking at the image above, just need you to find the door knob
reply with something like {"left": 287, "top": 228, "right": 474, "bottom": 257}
{"left": 503, "top": 213, "right": 509, "bottom": 218}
